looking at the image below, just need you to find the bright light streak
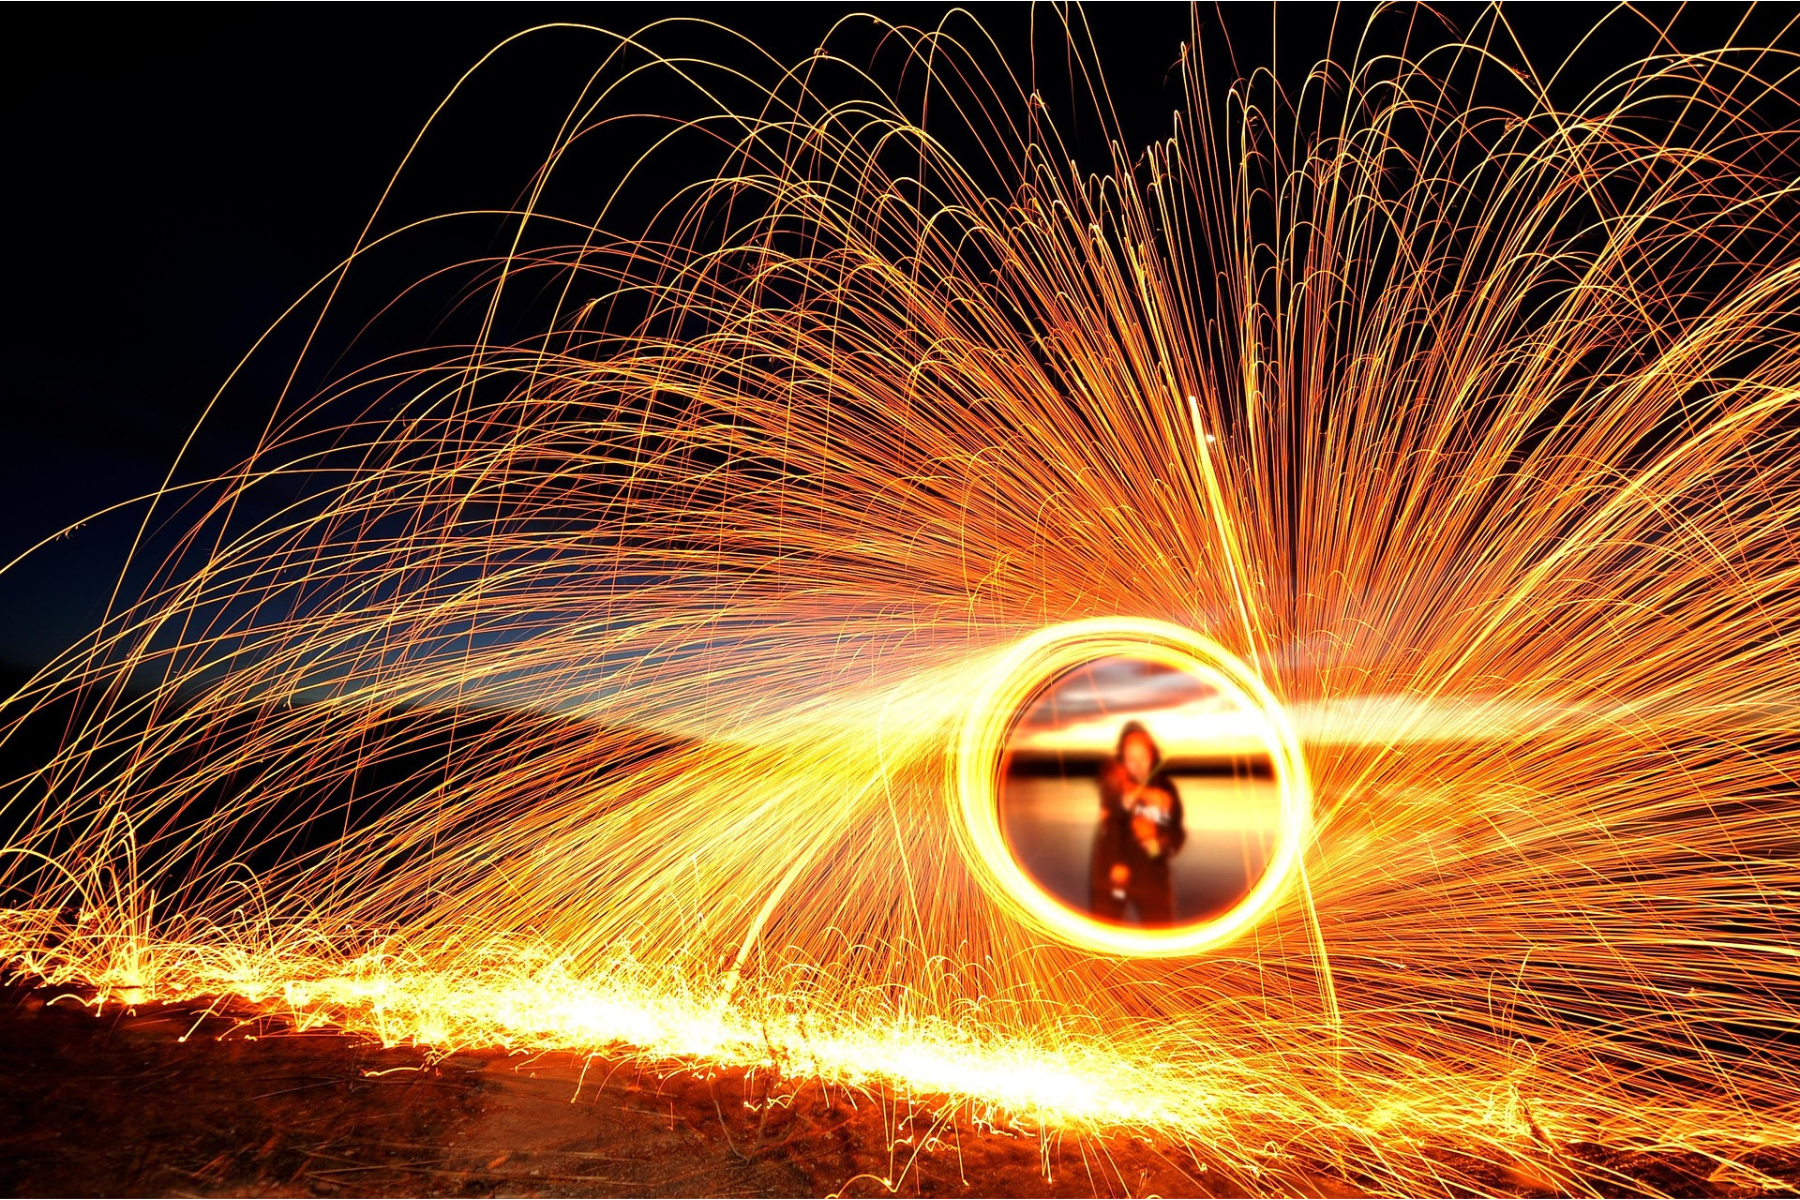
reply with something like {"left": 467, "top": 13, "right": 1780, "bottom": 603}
{"left": 954, "top": 618, "right": 1311, "bottom": 956}
{"left": 4, "top": 8, "right": 1800, "bottom": 1194}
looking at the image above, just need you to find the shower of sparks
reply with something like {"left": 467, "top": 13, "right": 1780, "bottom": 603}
{"left": 6, "top": 7, "right": 1800, "bottom": 1194}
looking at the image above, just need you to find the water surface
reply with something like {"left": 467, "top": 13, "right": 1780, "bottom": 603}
{"left": 999, "top": 774, "right": 1278, "bottom": 924}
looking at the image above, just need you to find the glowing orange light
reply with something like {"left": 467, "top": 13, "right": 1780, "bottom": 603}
{"left": 955, "top": 618, "right": 1310, "bottom": 956}
{"left": 3, "top": 9, "right": 1799, "bottom": 1193}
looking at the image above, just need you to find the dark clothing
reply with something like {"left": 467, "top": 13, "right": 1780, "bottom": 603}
{"left": 1088, "top": 760, "right": 1185, "bottom": 925}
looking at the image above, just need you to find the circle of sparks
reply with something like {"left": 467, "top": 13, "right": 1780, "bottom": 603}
{"left": 956, "top": 617, "right": 1311, "bottom": 956}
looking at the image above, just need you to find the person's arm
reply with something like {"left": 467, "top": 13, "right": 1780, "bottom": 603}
{"left": 1160, "top": 777, "right": 1187, "bottom": 856}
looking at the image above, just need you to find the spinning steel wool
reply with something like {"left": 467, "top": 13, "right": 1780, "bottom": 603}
{"left": 4, "top": 7, "right": 1800, "bottom": 1194}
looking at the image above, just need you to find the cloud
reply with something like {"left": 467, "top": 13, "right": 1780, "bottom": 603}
{"left": 1016, "top": 656, "right": 1218, "bottom": 731}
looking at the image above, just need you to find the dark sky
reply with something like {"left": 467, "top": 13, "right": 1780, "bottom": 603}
{"left": 1, "top": 4, "right": 1769, "bottom": 675}
{"left": 0, "top": 3, "right": 1197, "bottom": 673}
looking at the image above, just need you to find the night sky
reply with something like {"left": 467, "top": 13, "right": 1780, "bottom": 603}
{"left": 2, "top": 3, "right": 1768, "bottom": 677}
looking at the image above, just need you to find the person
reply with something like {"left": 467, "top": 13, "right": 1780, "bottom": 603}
{"left": 1089, "top": 720, "right": 1186, "bottom": 924}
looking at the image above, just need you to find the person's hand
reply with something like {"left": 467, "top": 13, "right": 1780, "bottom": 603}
{"left": 1131, "top": 813, "right": 1163, "bottom": 857}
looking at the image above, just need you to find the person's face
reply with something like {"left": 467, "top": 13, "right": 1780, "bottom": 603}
{"left": 1122, "top": 733, "right": 1154, "bottom": 784}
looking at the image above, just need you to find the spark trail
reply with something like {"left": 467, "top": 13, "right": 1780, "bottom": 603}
{"left": 5, "top": 7, "right": 1800, "bottom": 1194}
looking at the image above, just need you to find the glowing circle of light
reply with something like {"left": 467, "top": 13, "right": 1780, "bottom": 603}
{"left": 955, "top": 617, "right": 1311, "bottom": 956}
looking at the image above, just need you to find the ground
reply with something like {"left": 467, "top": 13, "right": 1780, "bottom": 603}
{"left": 0, "top": 982, "right": 1794, "bottom": 1198}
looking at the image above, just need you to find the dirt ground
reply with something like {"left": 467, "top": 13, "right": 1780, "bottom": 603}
{"left": 1, "top": 982, "right": 1794, "bottom": 1199}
